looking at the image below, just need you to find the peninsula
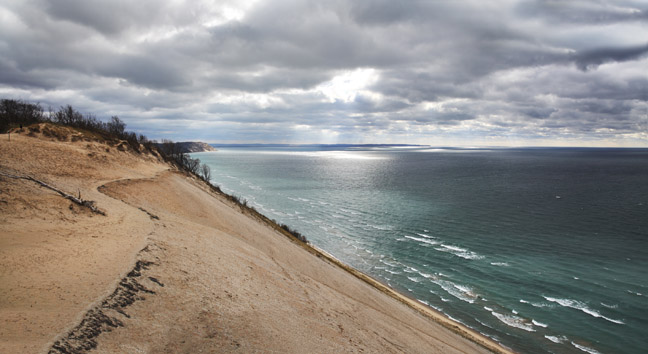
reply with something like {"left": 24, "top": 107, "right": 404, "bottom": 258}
{"left": 156, "top": 141, "right": 217, "bottom": 153}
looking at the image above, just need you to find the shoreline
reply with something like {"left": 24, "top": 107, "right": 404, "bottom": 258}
{"left": 309, "top": 246, "right": 515, "bottom": 354}
{"left": 229, "top": 196, "right": 515, "bottom": 354}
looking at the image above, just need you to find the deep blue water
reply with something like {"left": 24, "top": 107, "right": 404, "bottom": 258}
{"left": 193, "top": 146, "right": 648, "bottom": 354}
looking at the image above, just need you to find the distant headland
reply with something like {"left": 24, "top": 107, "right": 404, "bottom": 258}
{"left": 156, "top": 141, "right": 216, "bottom": 153}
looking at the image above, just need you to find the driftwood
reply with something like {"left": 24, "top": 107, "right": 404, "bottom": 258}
{"left": 0, "top": 171, "right": 106, "bottom": 215}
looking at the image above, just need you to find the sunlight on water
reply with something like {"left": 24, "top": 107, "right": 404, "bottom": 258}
{"left": 245, "top": 149, "right": 386, "bottom": 160}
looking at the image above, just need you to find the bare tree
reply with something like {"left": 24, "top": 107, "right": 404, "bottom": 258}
{"left": 184, "top": 156, "right": 200, "bottom": 174}
{"left": 54, "top": 105, "right": 83, "bottom": 126}
{"left": 107, "top": 116, "right": 126, "bottom": 137}
{"left": 200, "top": 164, "right": 211, "bottom": 181}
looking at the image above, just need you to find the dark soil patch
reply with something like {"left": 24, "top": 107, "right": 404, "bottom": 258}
{"left": 49, "top": 244, "right": 164, "bottom": 354}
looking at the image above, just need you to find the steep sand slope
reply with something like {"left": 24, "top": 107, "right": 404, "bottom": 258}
{"left": 1, "top": 127, "right": 510, "bottom": 353}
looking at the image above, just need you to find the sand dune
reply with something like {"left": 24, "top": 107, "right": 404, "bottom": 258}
{"left": 1, "top": 126, "right": 511, "bottom": 353}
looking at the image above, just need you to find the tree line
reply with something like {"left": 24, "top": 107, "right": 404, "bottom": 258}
{"left": 0, "top": 98, "right": 211, "bottom": 181}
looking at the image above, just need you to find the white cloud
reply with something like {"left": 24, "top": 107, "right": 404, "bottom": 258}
{"left": 317, "top": 68, "right": 379, "bottom": 103}
{"left": 0, "top": 0, "right": 647, "bottom": 146}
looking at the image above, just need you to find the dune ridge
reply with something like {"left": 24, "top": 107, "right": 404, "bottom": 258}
{"left": 0, "top": 126, "right": 512, "bottom": 353}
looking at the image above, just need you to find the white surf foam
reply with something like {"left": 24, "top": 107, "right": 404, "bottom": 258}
{"left": 543, "top": 296, "right": 625, "bottom": 325}
{"left": 403, "top": 266, "right": 418, "bottom": 273}
{"left": 379, "top": 259, "right": 400, "bottom": 267}
{"left": 431, "top": 279, "right": 479, "bottom": 303}
{"left": 435, "top": 244, "right": 485, "bottom": 260}
{"left": 490, "top": 311, "right": 535, "bottom": 332}
{"left": 446, "top": 315, "right": 465, "bottom": 325}
{"left": 545, "top": 335, "right": 567, "bottom": 344}
{"left": 441, "top": 244, "right": 467, "bottom": 252}
{"left": 490, "top": 262, "right": 510, "bottom": 267}
{"left": 404, "top": 235, "right": 439, "bottom": 245}
{"left": 532, "top": 319, "right": 548, "bottom": 328}
{"left": 520, "top": 299, "right": 553, "bottom": 308}
{"left": 476, "top": 319, "right": 494, "bottom": 329}
{"left": 571, "top": 342, "right": 603, "bottom": 354}
{"left": 384, "top": 269, "right": 402, "bottom": 275}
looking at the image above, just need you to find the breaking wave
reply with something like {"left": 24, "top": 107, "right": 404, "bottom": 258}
{"left": 434, "top": 244, "right": 484, "bottom": 260}
{"left": 571, "top": 342, "right": 603, "bottom": 354}
{"left": 490, "top": 311, "right": 535, "bottom": 332}
{"left": 430, "top": 279, "right": 480, "bottom": 303}
{"left": 543, "top": 296, "right": 624, "bottom": 325}
{"left": 545, "top": 335, "right": 567, "bottom": 344}
{"left": 404, "top": 235, "right": 439, "bottom": 246}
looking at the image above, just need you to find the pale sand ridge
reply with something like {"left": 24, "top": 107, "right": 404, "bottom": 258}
{"left": 0, "top": 126, "right": 513, "bottom": 353}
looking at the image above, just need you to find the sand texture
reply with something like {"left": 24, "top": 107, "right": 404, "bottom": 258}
{"left": 0, "top": 126, "right": 512, "bottom": 353}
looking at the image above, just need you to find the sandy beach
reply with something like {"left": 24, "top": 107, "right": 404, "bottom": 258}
{"left": 0, "top": 125, "right": 513, "bottom": 353}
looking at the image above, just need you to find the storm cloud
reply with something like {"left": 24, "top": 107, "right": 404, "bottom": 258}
{"left": 0, "top": 0, "right": 646, "bottom": 146}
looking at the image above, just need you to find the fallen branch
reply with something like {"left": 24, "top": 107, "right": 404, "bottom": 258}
{"left": 0, "top": 171, "right": 106, "bottom": 215}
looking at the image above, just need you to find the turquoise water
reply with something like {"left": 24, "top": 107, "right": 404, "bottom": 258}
{"left": 193, "top": 146, "right": 648, "bottom": 354}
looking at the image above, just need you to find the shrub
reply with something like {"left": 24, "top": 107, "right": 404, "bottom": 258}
{"left": 279, "top": 223, "right": 308, "bottom": 243}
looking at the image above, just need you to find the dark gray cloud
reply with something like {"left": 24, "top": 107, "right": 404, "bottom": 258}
{"left": 42, "top": 0, "right": 212, "bottom": 36}
{"left": 516, "top": 0, "right": 648, "bottom": 24}
{"left": 574, "top": 43, "right": 648, "bottom": 71}
{"left": 204, "top": 68, "right": 330, "bottom": 93}
{"left": 98, "top": 55, "right": 191, "bottom": 89}
{"left": 0, "top": 0, "right": 647, "bottom": 145}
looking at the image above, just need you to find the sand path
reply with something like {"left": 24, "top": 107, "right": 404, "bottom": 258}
{"left": 1, "top": 132, "right": 167, "bottom": 353}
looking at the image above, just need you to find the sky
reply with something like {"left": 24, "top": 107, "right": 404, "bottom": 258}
{"left": 1, "top": 0, "right": 647, "bottom": 146}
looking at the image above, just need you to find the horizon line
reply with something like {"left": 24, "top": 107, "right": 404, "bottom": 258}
{"left": 193, "top": 143, "right": 648, "bottom": 150}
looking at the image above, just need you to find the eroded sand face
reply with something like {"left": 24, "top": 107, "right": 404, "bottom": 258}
{"left": 1, "top": 128, "right": 504, "bottom": 353}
